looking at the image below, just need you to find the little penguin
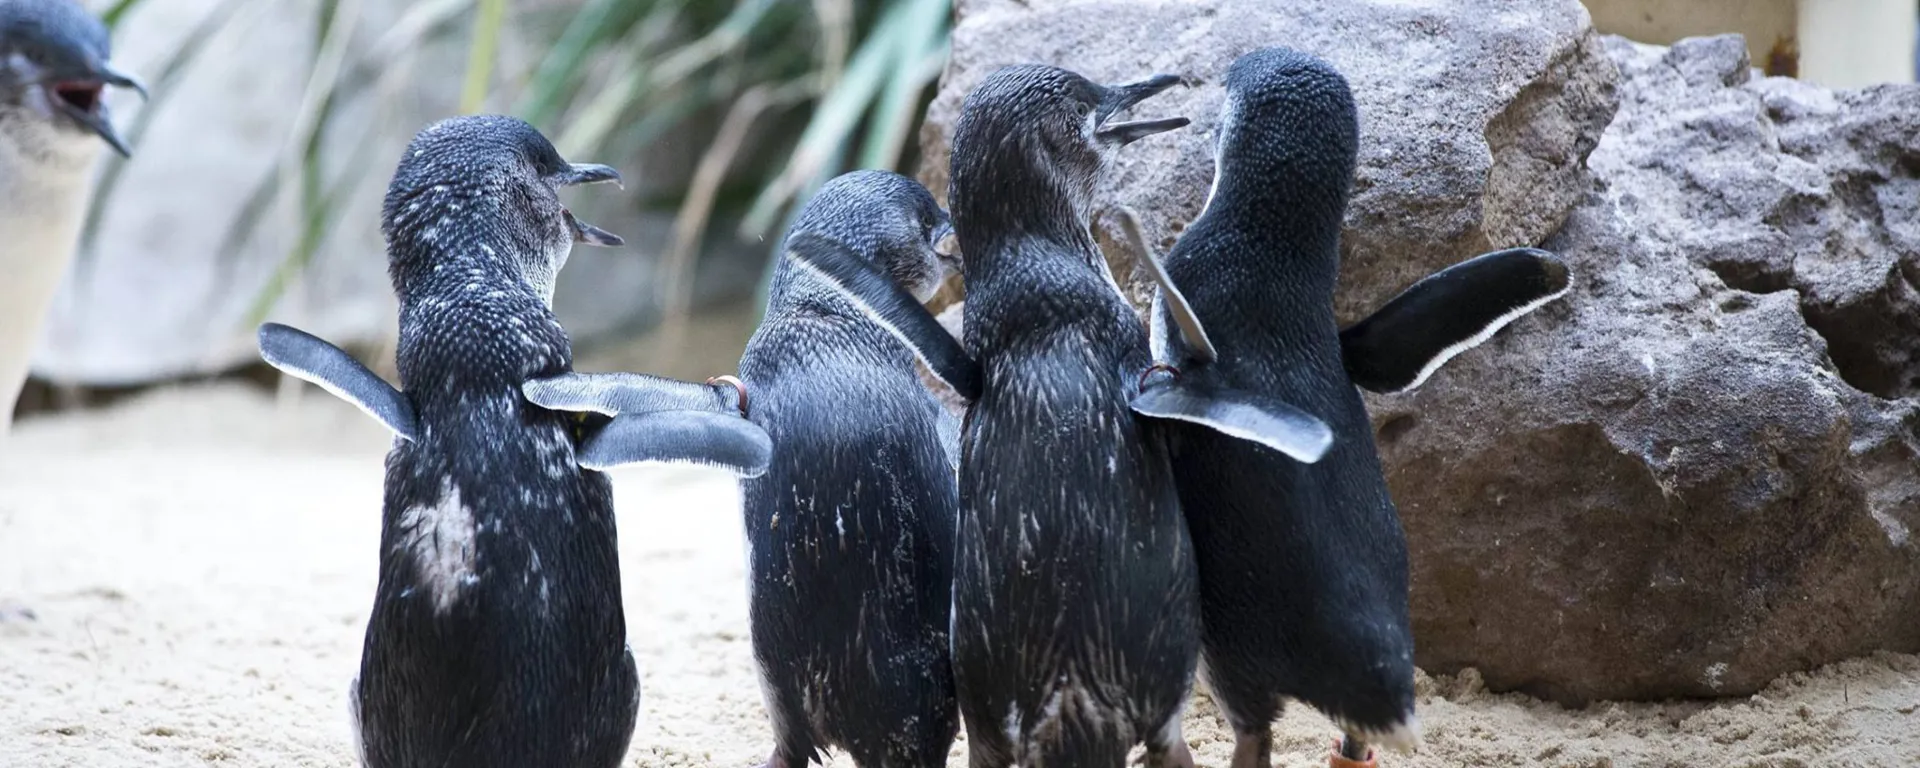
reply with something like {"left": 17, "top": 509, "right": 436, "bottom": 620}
{"left": 0, "top": 0, "right": 145, "bottom": 434}
{"left": 530, "top": 169, "right": 965, "bottom": 768}
{"left": 781, "top": 65, "right": 1337, "bottom": 768}
{"left": 254, "top": 115, "right": 771, "bottom": 767}
{"left": 1138, "top": 47, "right": 1572, "bottom": 768}
{"left": 731, "top": 171, "right": 963, "bottom": 768}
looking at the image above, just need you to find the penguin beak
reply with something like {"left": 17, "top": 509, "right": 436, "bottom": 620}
{"left": 932, "top": 220, "right": 958, "bottom": 255}
{"left": 98, "top": 64, "right": 149, "bottom": 100}
{"left": 931, "top": 219, "right": 962, "bottom": 272}
{"left": 43, "top": 64, "right": 147, "bottom": 158}
{"left": 564, "top": 208, "right": 624, "bottom": 248}
{"left": 558, "top": 163, "right": 623, "bottom": 189}
{"left": 554, "top": 163, "right": 623, "bottom": 246}
{"left": 1094, "top": 73, "right": 1190, "bottom": 146}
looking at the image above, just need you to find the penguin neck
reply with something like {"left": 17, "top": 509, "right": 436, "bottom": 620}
{"left": 0, "top": 117, "right": 100, "bottom": 425}
{"left": 954, "top": 194, "right": 1103, "bottom": 288}
{"left": 762, "top": 257, "right": 919, "bottom": 362}
{"left": 390, "top": 246, "right": 572, "bottom": 417}
{"left": 767, "top": 257, "right": 872, "bottom": 320}
{"left": 1179, "top": 188, "right": 1346, "bottom": 338}
{"left": 389, "top": 213, "right": 553, "bottom": 310}
{"left": 1205, "top": 152, "right": 1347, "bottom": 280}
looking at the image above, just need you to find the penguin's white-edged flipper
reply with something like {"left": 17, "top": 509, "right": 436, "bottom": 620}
{"left": 578, "top": 410, "right": 773, "bottom": 478}
{"left": 1340, "top": 247, "right": 1572, "bottom": 394}
{"left": 1115, "top": 206, "right": 1216, "bottom": 364}
{"left": 257, "top": 322, "right": 419, "bottom": 441}
{"left": 782, "top": 231, "right": 982, "bottom": 402}
{"left": 523, "top": 371, "right": 740, "bottom": 417}
{"left": 1131, "top": 378, "right": 1334, "bottom": 464}
{"left": 935, "top": 403, "right": 963, "bottom": 473}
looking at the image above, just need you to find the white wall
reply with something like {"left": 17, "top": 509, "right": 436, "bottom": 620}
{"left": 1584, "top": 0, "right": 1917, "bottom": 86}
{"left": 1798, "top": 0, "right": 1918, "bottom": 86}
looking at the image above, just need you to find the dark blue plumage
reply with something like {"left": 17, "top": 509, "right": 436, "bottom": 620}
{"left": 1156, "top": 47, "right": 1572, "bottom": 767}
{"left": 1339, "top": 246, "right": 1571, "bottom": 394}
{"left": 945, "top": 65, "right": 1197, "bottom": 768}
{"left": 350, "top": 115, "right": 637, "bottom": 768}
{"left": 738, "top": 170, "right": 961, "bottom": 768}
{"left": 1154, "top": 48, "right": 1413, "bottom": 768}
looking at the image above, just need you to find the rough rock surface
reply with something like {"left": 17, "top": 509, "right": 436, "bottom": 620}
{"left": 927, "top": 0, "right": 1920, "bottom": 705}
{"left": 1373, "top": 35, "right": 1920, "bottom": 704}
{"left": 919, "top": 0, "right": 1619, "bottom": 323}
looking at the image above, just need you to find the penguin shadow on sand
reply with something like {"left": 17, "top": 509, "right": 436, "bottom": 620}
{"left": 256, "top": 115, "right": 771, "bottom": 768}
{"left": 527, "top": 169, "right": 967, "bottom": 768}
{"left": 0, "top": 0, "right": 147, "bottom": 437}
{"left": 789, "top": 51, "right": 1571, "bottom": 768}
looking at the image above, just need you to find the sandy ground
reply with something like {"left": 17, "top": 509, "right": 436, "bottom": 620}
{"left": 2, "top": 383, "right": 1917, "bottom": 768}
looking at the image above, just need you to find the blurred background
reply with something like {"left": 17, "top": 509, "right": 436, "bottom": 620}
{"left": 10, "top": 0, "right": 1920, "bottom": 424}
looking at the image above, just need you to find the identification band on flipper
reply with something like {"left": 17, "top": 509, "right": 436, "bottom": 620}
{"left": 707, "top": 375, "right": 749, "bottom": 417}
{"left": 519, "top": 370, "right": 772, "bottom": 477}
{"left": 1138, "top": 362, "right": 1181, "bottom": 391}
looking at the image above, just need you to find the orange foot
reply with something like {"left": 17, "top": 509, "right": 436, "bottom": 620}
{"left": 1329, "top": 739, "right": 1376, "bottom": 768}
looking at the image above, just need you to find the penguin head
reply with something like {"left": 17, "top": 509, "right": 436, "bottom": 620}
{"left": 0, "top": 0, "right": 146, "bottom": 159}
{"left": 949, "top": 64, "right": 1187, "bottom": 248}
{"left": 382, "top": 115, "right": 623, "bottom": 306}
{"left": 1209, "top": 47, "right": 1358, "bottom": 219}
{"left": 789, "top": 169, "right": 955, "bottom": 301}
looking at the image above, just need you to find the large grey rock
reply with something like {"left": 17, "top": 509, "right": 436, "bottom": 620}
{"left": 920, "top": 0, "right": 1619, "bottom": 322}
{"left": 1375, "top": 35, "right": 1920, "bottom": 704}
{"left": 927, "top": 1, "right": 1920, "bottom": 705}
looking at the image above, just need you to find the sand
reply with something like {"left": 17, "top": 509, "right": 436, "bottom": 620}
{"left": 2, "top": 383, "right": 1916, "bottom": 768}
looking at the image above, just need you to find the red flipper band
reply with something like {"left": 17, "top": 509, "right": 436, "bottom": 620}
{"left": 1138, "top": 362, "right": 1180, "bottom": 391}
{"left": 708, "top": 375, "right": 749, "bottom": 418}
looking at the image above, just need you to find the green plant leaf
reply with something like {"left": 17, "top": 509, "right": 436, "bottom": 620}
{"left": 858, "top": 0, "right": 948, "bottom": 170}
{"left": 461, "top": 0, "right": 509, "bottom": 112}
{"left": 98, "top": 0, "right": 145, "bottom": 30}
{"left": 516, "top": 0, "right": 660, "bottom": 126}
{"left": 162, "top": 0, "right": 954, "bottom": 338}
{"left": 739, "top": 0, "right": 914, "bottom": 237}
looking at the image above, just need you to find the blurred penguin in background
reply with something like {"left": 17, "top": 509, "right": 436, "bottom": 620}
{"left": 0, "top": 0, "right": 144, "bottom": 436}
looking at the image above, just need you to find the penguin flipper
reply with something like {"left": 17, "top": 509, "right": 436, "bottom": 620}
{"left": 524, "top": 372, "right": 739, "bottom": 416}
{"left": 1340, "top": 247, "right": 1571, "bottom": 394}
{"left": 1116, "top": 206, "right": 1216, "bottom": 363}
{"left": 578, "top": 410, "right": 773, "bottom": 478}
{"left": 257, "top": 322, "right": 419, "bottom": 441}
{"left": 782, "top": 231, "right": 982, "bottom": 401}
{"left": 1132, "top": 379, "right": 1333, "bottom": 464}
{"left": 935, "top": 404, "right": 963, "bottom": 473}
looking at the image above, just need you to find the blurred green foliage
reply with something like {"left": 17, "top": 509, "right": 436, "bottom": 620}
{"left": 83, "top": 0, "right": 951, "bottom": 329}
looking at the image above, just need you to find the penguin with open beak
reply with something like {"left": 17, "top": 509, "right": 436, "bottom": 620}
{"left": 256, "top": 115, "right": 772, "bottom": 767}
{"left": 779, "top": 62, "right": 1339, "bottom": 768}
{"left": 0, "top": 0, "right": 145, "bottom": 155}
{"left": 0, "top": 0, "right": 147, "bottom": 435}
